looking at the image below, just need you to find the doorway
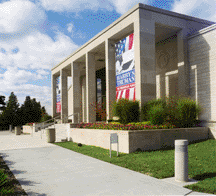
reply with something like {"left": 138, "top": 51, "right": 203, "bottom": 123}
{"left": 96, "top": 68, "right": 106, "bottom": 121}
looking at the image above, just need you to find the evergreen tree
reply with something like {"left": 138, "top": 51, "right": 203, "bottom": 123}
{"left": 31, "top": 98, "right": 42, "bottom": 123}
{"left": 20, "top": 96, "right": 43, "bottom": 124}
{"left": 41, "top": 106, "right": 47, "bottom": 116}
{"left": 20, "top": 96, "right": 34, "bottom": 124}
{"left": 0, "top": 95, "right": 6, "bottom": 113}
{"left": 1, "top": 92, "right": 20, "bottom": 129}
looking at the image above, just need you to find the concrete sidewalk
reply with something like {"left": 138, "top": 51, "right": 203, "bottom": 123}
{"left": 0, "top": 131, "right": 214, "bottom": 195}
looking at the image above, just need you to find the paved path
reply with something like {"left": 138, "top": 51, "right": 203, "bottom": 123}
{"left": 0, "top": 131, "right": 214, "bottom": 195}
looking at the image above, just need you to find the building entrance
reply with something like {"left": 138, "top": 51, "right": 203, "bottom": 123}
{"left": 96, "top": 67, "right": 106, "bottom": 121}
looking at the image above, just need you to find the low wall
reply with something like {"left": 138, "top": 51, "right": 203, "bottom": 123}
{"left": 67, "top": 127, "right": 210, "bottom": 154}
{"left": 23, "top": 126, "right": 33, "bottom": 133}
{"left": 202, "top": 122, "right": 216, "bottom": 139}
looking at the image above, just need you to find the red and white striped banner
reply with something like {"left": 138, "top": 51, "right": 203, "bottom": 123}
{"left": 116, "top": 83, "right": 135, "bottom": 101}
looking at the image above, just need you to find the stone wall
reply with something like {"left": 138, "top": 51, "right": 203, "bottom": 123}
{"left": 188, "top": 25, "right": 216, "bottom": 139}
{"left": 67, "top": 127, "right": 209, "bottom": 154}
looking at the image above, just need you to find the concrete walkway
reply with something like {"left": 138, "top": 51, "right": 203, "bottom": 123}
{"left": 0, "top": 131, "right": 214, "bottom": 196}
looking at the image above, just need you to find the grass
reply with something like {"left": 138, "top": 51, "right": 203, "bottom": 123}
{"left": 52, "top": 139, "right": 216, "bottom": 195}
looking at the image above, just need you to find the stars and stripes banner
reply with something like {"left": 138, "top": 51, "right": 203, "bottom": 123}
{"left": 56, "top": 76, "right": 61, "bottom": 113}
{"left": 115, "top": 33, "right": 135, "bottom": 101}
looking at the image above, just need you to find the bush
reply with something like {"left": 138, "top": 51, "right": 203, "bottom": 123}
{"left": 141, "top": 98, "right": 167, "bottom": 121}
{"left": 112, "top": 98, "right": 140, "bottom": 124}
{"left": 40, "top": 114, "right": 53, "bottom": 123}
{"left": 164, "top": 95, "right": 180, "bottom": 124}
{"left": 147, "top": 104, "right": 168, "bottom": 125}
{"left": 140, "top": 95, "right": 203, "bottom": 128}
{"left": 175, "top": 96, "right": 202, "bottom": 128}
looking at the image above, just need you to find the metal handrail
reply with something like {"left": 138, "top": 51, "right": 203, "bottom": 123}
{"left": 61, "top": 113, "right": 80, "bottom": 124}
{"left": 40, "top": 114, "right": 61, "bottom": 139}
{"left": 40, "top": 113, "right": 80, "bottom": 139}
{"left": 38, "top": 114, "right": 61, "bottom": 129}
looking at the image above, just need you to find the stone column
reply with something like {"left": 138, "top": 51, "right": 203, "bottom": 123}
{"left": 105, "top": 39, "right": 116, "bottom": 121}
{"left": 60, "top": 69, "right": 68, "bottom": 123}
{"left": 51, "top": 74, "right": 58, "bottom": 118}
{"left": 165, "top": 74, "right": 169, "bottom": 99}
{"left": 86, "top": 52, "right": 96, "bottom": 123}
{"left": 134, "top": 12, "right": 156, "bottom": 120}
{"left": 156, "top": 72, "right": 166, "bottom": 100}
{"left": 81, "top": 75, "right": 87, "bottom": 122}
{"left": 177, "top": 29, "right": 190, "bottom": 99}
{"left": 71, "top": 62, "right": 82, "bottom": 123}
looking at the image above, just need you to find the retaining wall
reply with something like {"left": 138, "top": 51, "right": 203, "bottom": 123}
{"left": 22, "top": 126, "right": 32, "bottom": 133}
{"left": 67, "top": 127, "right": 209, "bottom": 154}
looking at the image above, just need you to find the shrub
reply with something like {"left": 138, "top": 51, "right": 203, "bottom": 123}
{"left": 40, "top": 114, "right": 53, "bottom": 123}
{"left": 164, "top": 95, "right": 179, "bottom": 124}
{"left": 175, "top": 96, "right": 202, "bottom": 128}
{"left": 141, "top": 98, "right": 167, "bottom": 121}
{"left": 140, "top": 95, "right": 203, "bottom": 128}
{"left": 147, "top": 104, "right": 168, "bottom": 125}
{"left": 112, "top": 98, "right": 140, "bottom": 124}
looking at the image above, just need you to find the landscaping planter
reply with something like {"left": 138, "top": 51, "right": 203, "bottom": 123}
{"left": 67, "top": 127, "right": 209, "bottom": 154}
{"left": 22, "top": 126, "right": 32, "bottom": 133}
{"left": 46, "top": 128, "right": 56, "bottom": 143}
{"left": 15, "top": 126, "right": 21, "bottom": 135}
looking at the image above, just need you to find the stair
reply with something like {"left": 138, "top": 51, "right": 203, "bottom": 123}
{"left": 34, "top": 124, "right": 68, "bottom": 143}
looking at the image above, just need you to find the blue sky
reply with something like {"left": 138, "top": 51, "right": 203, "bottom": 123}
{"left": 0, "top": 0, "right": 215, "bottom": 115}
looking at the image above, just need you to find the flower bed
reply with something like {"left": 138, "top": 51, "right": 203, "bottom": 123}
{"left": 75, "top": 120, "right": 203, "bottom": 131}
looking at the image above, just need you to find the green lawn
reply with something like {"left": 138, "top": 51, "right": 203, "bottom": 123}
{"left": 53, "top": 139, "right": 216, "bottom": 195}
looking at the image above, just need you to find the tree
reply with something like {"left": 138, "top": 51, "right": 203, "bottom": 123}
{"left": 41, "top": 106, "right": 47, "bottom": 116}
{"left": 1, "top": 92, "right": 20, "bottom": 129}
{"left": 20, "top": 96, "right": 43, "bottom": 124}
{"left": 0, "top": 95, "right": 6, "bottom": 113}
{"left": 31, "top": 98, "right": 42, "bottom": 123}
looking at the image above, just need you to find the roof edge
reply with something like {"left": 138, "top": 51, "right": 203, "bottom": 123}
{"left": 188, "top": 24, "right": 216, "bottom": 39}
{"left": 52, "top": 3, "right": 214, "bottom": 72}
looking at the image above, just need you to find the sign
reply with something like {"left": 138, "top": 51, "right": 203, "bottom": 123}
{"left": 115, "top": 33, "right": 135, "bottom": 101}
{"left": 110, "top": 133, "right": 119, "bottom": 158}
{"left": 56, "top": 76, "right": 61, "bottom": 113}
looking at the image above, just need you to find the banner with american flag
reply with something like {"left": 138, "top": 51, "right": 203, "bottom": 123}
{"left": 115, "top": 33, "right": 135, "bottom": 101}
{"left": 56, "top": 76, "right": 61, "bottom": 113}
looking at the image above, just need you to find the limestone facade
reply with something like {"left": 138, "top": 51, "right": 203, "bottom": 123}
{"left": 51, "top": 3, "right": 215, "bottom": 136}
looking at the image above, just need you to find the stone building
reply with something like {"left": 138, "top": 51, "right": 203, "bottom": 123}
{"left": 51, "top": 3, "right": 216, "bottom": 138}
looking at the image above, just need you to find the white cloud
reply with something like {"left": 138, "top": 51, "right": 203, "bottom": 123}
{"left": 36, "top": 69, "right": 50, "bottom": 75}
{"left": 0, "top": 0, "right": 46, "bottom": 33}
{"left": 0, "top": 30, "right": 79, "bottom": 70}
{"left": 0, "top": 29, "right": 79, "bottom": 116}
{"left": 171, "top": 0, "right": 216, "bottom": 22}
{"left": 38, "top": 0, "right": 149, "bottom": 15}
{"left": 67, "top": 23, "right": 74, "bottom": 33}
{"left": 38, "top": 0, "right": 114, "bottom": 13}
{"left": 110, "top": 0, "right": 147, "bottom": 14}
{"left": 1, "top": 66, "right": 43, "bottom": 86}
